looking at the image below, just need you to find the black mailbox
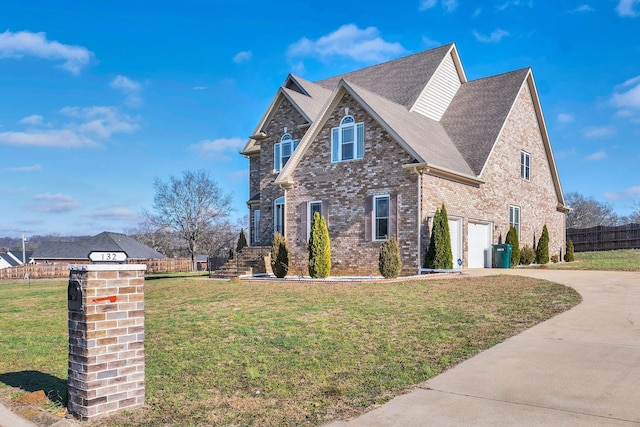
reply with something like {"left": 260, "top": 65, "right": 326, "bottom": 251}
{"left": 68, "top": 279, "right": 83, "bottom": 312}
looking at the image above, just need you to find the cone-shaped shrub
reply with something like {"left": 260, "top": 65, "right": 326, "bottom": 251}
{"left": 505, "top": 226, "right": 520, "bottom": 267}
{"left": 308, "top": 212, "right": 331, "bottom": 278}
{"left": 236, "top": 229, "right": 248, "bottom": 253}
{"left": 424, "top": 204, "right": 453, "bottom": 269}
{"left": 379, "top": 236, "right": 402, "bottom": 278}
{"left": 564, "top": 239, "right": 575, "bottom": 262}
{"left": 535, "top": 224, "right": 550, "bottom": 264}
{"left": 270, "top": 233, "right": 289, "bottom": 278}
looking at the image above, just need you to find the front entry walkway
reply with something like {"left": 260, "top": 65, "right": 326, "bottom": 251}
{"left": 326, "top": 269, "right": 640, "bottom": 426}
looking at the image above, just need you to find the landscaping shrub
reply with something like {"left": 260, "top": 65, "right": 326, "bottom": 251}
{"left": 505, "top": 226, "right": 520, "bottom": 267}
{"left": 551, "top": 254, "right": 559, "bottom": 263}
{"left": 379, "top": 236, "right": 402, "bottom": 278}
{"left": 536, "top": 224, "right": 550, "bottom": 264}
{"left": 520, "top": 245, "right": 535, "bottom": 265}
{"left": 270, "top": 233, "right": 289, "bottom": 278}
{"left": 236, "top": 229, "right": 248, "bottom": 253}
{"left": 308, "top": 212, "right": 331, "bottom": 278}
{"left": 424, "top": 204, "right": 453, "bottom": 269}
{"left": 564, "top": 240, "right": 575, "bottom": 262}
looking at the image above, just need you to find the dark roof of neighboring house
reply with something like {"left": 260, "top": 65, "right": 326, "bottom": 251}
{"left": 0, "top": 253, "right": 20, "bottom": 267}
{"left": 7, "top": 250, "right": 34, "bottom": 264}
{"left": 31, "top": 232, "right": 166, "bottom": 261}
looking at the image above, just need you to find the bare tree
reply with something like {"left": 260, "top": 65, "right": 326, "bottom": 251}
{"left": 629, "top": 201, "right": 640, "bottom": 224}
{"left": 565, "top": 192, "right": 620, "bottom": 229}
{"left": 144, "top": 170, "right": 232, "bottom": 270}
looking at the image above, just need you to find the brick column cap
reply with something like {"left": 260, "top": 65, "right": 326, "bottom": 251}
{"left": 68, "top": 264, "right": 147, "bottom": 272}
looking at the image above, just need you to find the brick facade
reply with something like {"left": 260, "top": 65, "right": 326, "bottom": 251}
{"left": 67, "top": 264, "right": 146, "bottom": 421}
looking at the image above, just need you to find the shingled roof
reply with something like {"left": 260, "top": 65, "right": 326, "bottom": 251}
{"left": 32, "top": 232, "right": 165, "bottom": 261}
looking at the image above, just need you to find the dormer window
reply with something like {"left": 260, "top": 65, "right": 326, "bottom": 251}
{"left": 274, "top": 133, "right": 299, "bottom": 172}
{"left": 331, "top": 115, "right": 364, "bottom": 162}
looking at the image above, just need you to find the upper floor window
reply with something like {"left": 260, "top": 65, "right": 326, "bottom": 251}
{"left": 331, "top": 115, "right": 364, "bottom": 162}
{"left": 521, "top": 150, "right": 531, "bottom": 181}
{"left": 274, "top": 133, "right": 299, "bottom": 172}
{"left": 509, "top": 205, "right": 520, "bottom": 237}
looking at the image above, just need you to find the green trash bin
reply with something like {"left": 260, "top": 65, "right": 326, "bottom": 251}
{"left": 492, "top": 244, "right": 512, "bottom": 268}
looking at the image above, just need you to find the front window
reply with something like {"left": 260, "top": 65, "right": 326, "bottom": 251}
{"left": 253, "top": 209, "right": 261, "bottom": 244}
{"left": 308, "top": 201, "right": 322, "bottom": 237}
{"left": 274, "top": 197, "right": 285, "bottom": 235}
{"left": 331, "top": 115, "right": 364, "bottom": 162}
{"left": 274, "top": 134, "right": 299, "bottom": 172}
{"left": 509, "top": 205, "right": 520, "bottom": 236}
{"left": 374, "top": 195, "right": 390, "bottom": 241}
{"left": 521, "top": 151, "right": 531, "bottom": 181}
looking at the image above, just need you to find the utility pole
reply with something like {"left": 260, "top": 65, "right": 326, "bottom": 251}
{"left": 22, "top": 231, "right": 27, "bottom": 265}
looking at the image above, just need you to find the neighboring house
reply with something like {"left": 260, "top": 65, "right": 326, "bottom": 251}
{"left": 0, "top": 253, "right": 20, "bottom": 270}
{"left": 7, "top": 250, "right": 33, "bottom": 264}
{"left": 241, "top": 43, "right": 569, "bottom": 275}
{"left": 31, "top": 231, "right": 166, "bottom": 264}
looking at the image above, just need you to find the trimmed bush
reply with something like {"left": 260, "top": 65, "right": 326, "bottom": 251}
{"left": 505, "top": 226, "right": 520, "bottom": 268}
{"left": 564, "top": 240, "right": 575, "bottom": 262}
{"left": 424, "top": 204, "right": 453, "bottom": 269}
{"left": 536, "top": 224, "right": 550, "bottom": 264}
{"left": 236, "top": 229, "right": 248, "bottom": 253}
{"left": 379, "top": 236, "right": 402, "bottom": 278}
{"left": 520, "top": 245, "right": 535, "bottom": 265}
{"left": 270, "top": 233, "right": 289, "bottom": 278}
{"left": 308, "top": 212, "right": 331, "bottom": 278}
{"left": 551, "top": 254, "right": 559, "bottom": 263}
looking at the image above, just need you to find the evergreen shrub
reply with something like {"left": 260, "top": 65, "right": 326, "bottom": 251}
{"left": 424, "top": 204, "right": 453, "bottom": 269}
{"left": 379, "top": 236, "right": 402, "bottom": 278}
{"left": 308, "top": 212, "right": 331, "bottom": 278}
{"left": 270, "top": 233, "right": 289, "bottom": 278}
{"left": 520, "top": 245, "right": 535, "bottom": 265}
{"left": 505, "top": 226, "right": 520, "bottom": 267}
{"left": 536, "top": 224, "right": 550, "bottom": 264}
{"left": 236, "top": 229, "right": 248, "bottom": 253}
{"left": 564, "top": 240, "right": 575, "bottom": 262}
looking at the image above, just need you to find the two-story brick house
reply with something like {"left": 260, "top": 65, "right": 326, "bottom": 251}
{"left": 241, "top": 43, "right": 569, "bottom": 275}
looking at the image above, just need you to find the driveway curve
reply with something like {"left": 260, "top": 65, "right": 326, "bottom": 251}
{"left": 327, "top": 270, "right": 640, "bottom": 426}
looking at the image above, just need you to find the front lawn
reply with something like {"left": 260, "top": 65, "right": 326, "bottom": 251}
{"left": 548, "top": 248, "right": 640, "bottom": 271}
{"left": 0, "top": 275, "right": 580, "bottom": 426}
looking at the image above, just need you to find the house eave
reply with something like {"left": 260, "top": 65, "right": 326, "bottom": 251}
{"left": 403, "top": 162, "right": 484, "bottom": 187}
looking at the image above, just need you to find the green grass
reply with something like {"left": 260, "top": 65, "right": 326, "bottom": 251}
{"left": 0, "top": 275, "right": 581, "bottom": 426}
{"left": 547, "top": 248, "right": 640, "bottom": 271}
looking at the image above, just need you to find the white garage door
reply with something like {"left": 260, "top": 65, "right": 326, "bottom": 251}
{"left": 468, "top": 222, "right": 491, "bottom": 268}
{"left": 449, "top": 218, "right": 462, "bottom": 269}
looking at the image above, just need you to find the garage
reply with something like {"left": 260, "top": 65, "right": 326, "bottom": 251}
{"left": 448, "top": 218, "right": 462, "bottom": 269}
{"left": 467, "top": 222, "right": 491, "bottom": 268}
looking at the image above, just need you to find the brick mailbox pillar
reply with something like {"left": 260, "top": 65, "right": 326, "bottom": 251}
{"left": 67, "top": 264, "right": 146, "bottom": 421}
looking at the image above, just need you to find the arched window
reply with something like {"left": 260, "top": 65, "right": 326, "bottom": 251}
{"left": 331, "top": 115, "right": 364, "bottom": 162}
{"left": 274, "top": 133, "right": 299, "bottom": 172}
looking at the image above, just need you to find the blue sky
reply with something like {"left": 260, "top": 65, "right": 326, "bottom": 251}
{"left": 1, "top": 0, "right": 639, "bottom": 239}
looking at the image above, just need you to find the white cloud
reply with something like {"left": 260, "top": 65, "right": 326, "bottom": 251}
{"left": 19, "top": 115, "right": 44, "bottom": 126}
{"left": 4, "top": 164, "right": 41, "bottom": 172}
{"left": 497, "top": 0, "right": 533, "bottom": 11}
{"left": 616, "top": 0, "right": 639, "bottom": 17}
{"left": 110, "top": 75, "right": 143, "bottom": 108}
{"left": 84, "top": 207, "right": 140, "bottom": 220}
{"left": 189, "top": 137, "right": 245, "bottom": 160}
{"left": 29, "top": 193, "right": 81, "bottom": 213}
{"left": 422, "top": 36, "right": 441, "bottom": 47}
{"left": 584, "top": 150, "right": 608, "bottom": 161}
{"left": 233, "top": 50, "right": 252, "bottom": 64}
{"left": 61, "top": 106, "right": 139, "bottom": 138}
{"left": 557, "top": 113, "right": 574, "bottom": 123}
{"left": 442, "top": 0, "right": 459, "bottom": 12}
{"left": 0, "top": 30, "right": 93, "bottom": 75}
{"left": 419, "top": 0, "right": 458, "bottom": 12}
{"left": 604, "top": 186, "right": 640, "bottom": 200}
{"left": 419, "top": 0, "right": 437, "bottom": 10}
{"left": 571, "top": 4, "right": 595, "bottom": 12}
{"left": 0, "top": 129, "right": 99, "bottom": 148}
{"left": 473, "top": 29, "right": 510, "bottom": 43}
{"left": 193, "top": 86, "right": 209, "bottom": 91}
{"left": 584, "top": 126, "right": 615, "bottom": 138}
{"left": 287, "top": 24, "right": 406, "bottom": 63}
{"left": 611, "top": 75, "right": 640, "bottom": 110}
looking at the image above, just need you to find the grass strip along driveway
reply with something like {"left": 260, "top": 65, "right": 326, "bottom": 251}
{"left": 0, "top": 275, "right": 580, "bottom": 426}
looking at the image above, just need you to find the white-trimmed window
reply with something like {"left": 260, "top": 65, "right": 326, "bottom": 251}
{"left": 308, "top": 201, "right": 322, "bottom": 237}
{"left": 331, "top": 115, "right": 364, "bottom": 162}
{"left": 274, "top": 133, "right": 299, "bottom": 172}
{"left": 374, "top": 195, "right": 390, "bottom": 241}
{"left": 274, "top": 197, "right": 285, "bottom": 235}
{"left": 253, "top": 209, "right": 261, "bottom": 244}
{"left": 509, "top": 205, "right": 520, "bottom": 236}
{"left": 520, "top": 150, "right": 531, "bottom": 181}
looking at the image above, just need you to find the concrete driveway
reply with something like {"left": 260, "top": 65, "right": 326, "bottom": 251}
{"left": 326, "top": 269, "right": 640, "bottom": 426}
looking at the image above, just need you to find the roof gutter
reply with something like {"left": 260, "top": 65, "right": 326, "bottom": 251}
{"left": 403, "top": 162, "right": 484, "bottom": 187}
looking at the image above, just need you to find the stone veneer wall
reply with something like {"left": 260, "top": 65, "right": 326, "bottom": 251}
{"left": 67, "top": 264, "right": 146, "bottom": 421}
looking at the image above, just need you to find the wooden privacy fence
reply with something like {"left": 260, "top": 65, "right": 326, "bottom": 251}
{"left": 0, "top": 257, "right": 194, "bottom": 280}
{"left": 567, "top": 223, "right": 640, "bottom": 252}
